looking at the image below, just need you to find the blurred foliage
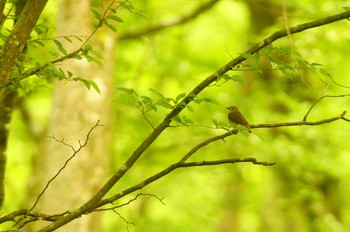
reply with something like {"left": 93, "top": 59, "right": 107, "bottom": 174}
{"left": 4, "top": 0, "right": 350, "bottom": 231}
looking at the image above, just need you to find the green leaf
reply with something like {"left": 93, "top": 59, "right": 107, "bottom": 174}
{"left": 63, "top": 36, "right": 73, "bottom": 43}
{"left": 91, "top": 49, "right": 103, "bottom": 59}
{"left": 116, "top": 87, "right": 136, "bottom": 95}
{"left": 33, "top": 25, "right": 43, "bottom": 35}
{"left": 107, "top": 15, "right": 123, "bottom": 23}
{"left": 186, "top": 104, "right": 194, "bottom": 113}
{"left": 241, "top": 53, "right": 255, "bottom": 60}
{"left": 93, "top": 0, "right": 103, "bottom": 7}
{"left": 172, "top": 116, "right": 182, "bottom": 124}
{"left": 83, "top": 44, "right": 92, "bottom": 52}
{"left": 140, "top": 95, "right": 153, "bottom": 105}
{"left": 182, "top": 116, "right": 194, "bottom": 125}
{"left": 85, "top": 54, "right": 103, "bottom": 66}
{"left": 175, "top": 92, "right": 186, "bottom": 102}
{"left": 89, "top": 80, "right": 101, "bottom": 94}
{"left": 177, "top": 102, "right": 186, "bottom": 109}
{"left": 103, "top": 20, "right": 116, "bottom": 32}
{"left": 109, "top": 8, "right": 117, "bottom": 14}
{"left": 93, "top": 20, "right": 101, "bottom": 28}
{"left": 53, "top": 39, "right": 67, "bottom": 55}
{"left": 157, "top": 101, "right": 173, "bottom": 109}
{"left": 229, "top": 74, "right": 244, "bottom": 83}
{"left": 343, "top": 6, "right": 350, "bottom": 12}
{"left": 146, "top": 105, "right": 157, "bottom": 112}
{"left": 92, "top": 7, "right": 102, "bottom": 20}
{"left": 212, "top": 118, "right": 219, "bottom": 128}
{"left": 30, "top": 40, "right": 45, "bottom": 48}
{"left": 202, "top": 97, "right": 217, "bottom": 104}
{"left": 149, "top": 88, "right": 165, "bottom": 98}
{"left": 75, "top": 36, "right": 83, "bottom": 42}
{"left": 319, "top": 67, "right": 332, "bottom": 78}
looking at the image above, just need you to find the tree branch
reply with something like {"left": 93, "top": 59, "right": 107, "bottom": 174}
{"left": 29, "top": 120, "right": 102, "bottom": 212}
{"left": 93, "top": 109, "right": 346, "bottom": 209}
{"left": 0, "top": 0, "right": 49, "bottom": 87}
{"left": 303, "top": 94, "right": 350, "bottom": 121}
{"left": 118, "top": 0, "right": 221, "bottom": 40}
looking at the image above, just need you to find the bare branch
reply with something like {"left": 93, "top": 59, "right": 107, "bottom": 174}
{"left": 28, "top": 120, "right": 102, "bottom": 212}
{"left": 111, "top": 210, "right": 135, "bottom": 232}
{"left": 94, "top": 193, "right": 165, "bottom": 212}
{"left": 303, "top": 94, "right": 350, "bottom": 121}
{"left": 182, "top": 158, "right": 275, "bottom": 167}
{"left": 118, "top": 0, "right": 221, "bottom": 40}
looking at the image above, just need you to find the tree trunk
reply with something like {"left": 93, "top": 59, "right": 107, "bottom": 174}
{"left": 27, "top": 0, "right": 114, "bottom": 230}
{"left": 0, "top": 0, "right": 48, "bottom": 209}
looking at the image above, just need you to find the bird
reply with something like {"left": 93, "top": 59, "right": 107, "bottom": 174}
{"left": 226, "top": 106, "right": 250, "bottom": 131}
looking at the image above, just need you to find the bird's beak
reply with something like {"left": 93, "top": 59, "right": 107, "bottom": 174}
{"left": 226, "top": 107, "right": 230, "bottom": 110}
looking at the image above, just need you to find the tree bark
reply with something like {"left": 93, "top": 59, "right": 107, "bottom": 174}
{"left": 0, "top": 0, "right": 48, "bottom": 209}
{"left": 27, "top": 0, "right": 114, "bottom": 230}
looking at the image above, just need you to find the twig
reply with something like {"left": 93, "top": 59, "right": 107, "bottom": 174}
{"left": 303, "top": 94, "right": 350, "bottom": 121}
{"left": 28, "top": 120, "right": 102, "bottom": 212}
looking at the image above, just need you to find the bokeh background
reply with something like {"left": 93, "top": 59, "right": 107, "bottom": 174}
{"left": 3, "top": 0, "right": 350, "bottom": 231}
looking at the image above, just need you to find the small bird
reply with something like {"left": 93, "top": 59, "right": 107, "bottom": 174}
{"left": 226, "top": 106, "right": 250, "bottom": 130}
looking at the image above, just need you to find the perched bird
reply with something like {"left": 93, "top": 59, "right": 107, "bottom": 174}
{"left": 226, "top": 106, "right": 250, "bottom": 130}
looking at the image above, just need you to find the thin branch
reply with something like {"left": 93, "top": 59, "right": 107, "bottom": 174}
{"left": 303, "top": 94, "right": 350, "bottom": 121}
{"left": 182, "top": 158, "right": 275, "bottom": 167}
{"left": 118, "top": 0, "right": 220, "bottom": 40}
{"left": 112, "top": 209, "right": 135, "bottom": 232}
{"left": 255, "top": 111, "right": 347, "bottom": 129}
{"left": 139, "top": 109, "right": 155, "bottom": 130}
{"left": 94, "top": 193, "right": 165, "bottom": 212}
{"left": 28, "top": 120, "right": 102, "bottom": 212}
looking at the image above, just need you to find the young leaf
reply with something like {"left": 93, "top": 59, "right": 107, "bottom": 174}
{"left": 182, "top": 116, "right": 194, "bottom": 125}
{"left": 89, "top": 80, "right": 101, "bottom": 94}
{"left": 343, "top": 6, "right": 350, "bottom": 12}
{"left": 63, "top": 36, "right": 73, "bottom": 43}
{"left": 92, "top": 7, "right": 102, "bottom": 20}
{"left": 116, "top": 87, "right": 136, "bottom": 95}
{"left": 107, "top": 15, "right": 123, "bottom": 23}
{"left": 202, "top": 97, "right": 217, "bottom": 104}
{"left": 241, "top": 52, "right": 255, "bottom": 60}
{"left": 172, "top": 115, "right": 182, "bottom": 124}
{"left": 186, "top": 104, "right": 195, "bottom": 113}
{"left": 53, "top": 39, "right": 67, "bottom": 55}
{"left": 157, "top": 101, "right": 173, "bottom": 109}
{"left": 212, "top": 118, "right": 219, "bottom": 128}
{"left": 229, "top": 74, "right": 244, "bottom": 83}
{"left": 149, "top": 88, "right": 165, "bottom": 98}
{"left": 175, "top": 92, "right": 186, "bottom": 102}
{"left": 103, "top": 20, "right": 116, "bottom": 32}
